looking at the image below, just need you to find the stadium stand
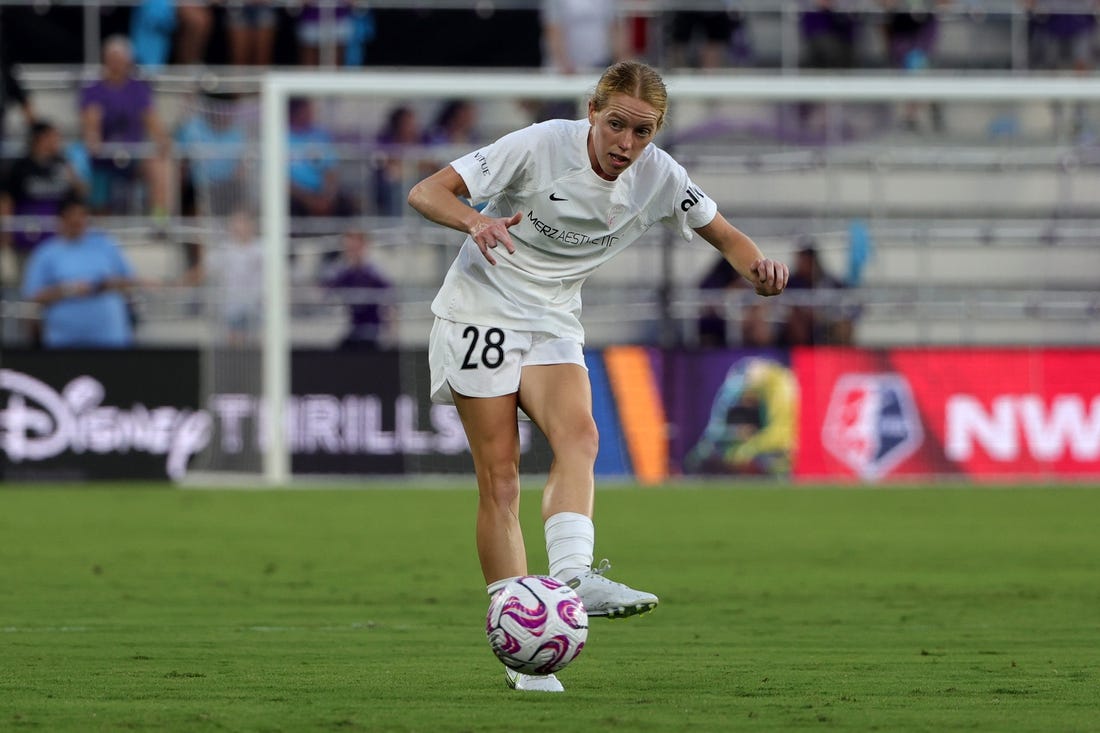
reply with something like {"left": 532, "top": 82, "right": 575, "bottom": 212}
{"left": 1, "top": 1, "right": 1097, "bottom": 349}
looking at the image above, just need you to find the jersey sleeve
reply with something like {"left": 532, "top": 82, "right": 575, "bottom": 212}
{"left": 450, "top": 124, "right": 539, "bottom": 206}
{"left": 661, "top": 162, "right": 718, "bottom": 241}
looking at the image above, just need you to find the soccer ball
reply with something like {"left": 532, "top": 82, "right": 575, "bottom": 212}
{"left": 486, "top": 575, "right": 588, "bottom": 675}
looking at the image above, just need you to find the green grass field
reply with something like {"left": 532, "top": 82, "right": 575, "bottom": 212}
{"left": 2, "top": 483, "right": 1098, "bottom": 732}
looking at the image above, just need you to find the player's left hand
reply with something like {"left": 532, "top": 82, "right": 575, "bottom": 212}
{"left": 750, "top": 258, "right": 788, "bottom": 297}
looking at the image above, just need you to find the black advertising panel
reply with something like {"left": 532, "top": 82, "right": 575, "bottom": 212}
{"left": 1, "top": 349, "right": 552, "bottom": 481}
{"left": 287, "top": 349, "right": 551, "bottom": 476}
{"left": 0, "top": 350, "right": 205, "bottom": 481}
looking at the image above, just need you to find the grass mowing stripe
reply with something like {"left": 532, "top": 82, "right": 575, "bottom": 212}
{"left": 1, "top": 485, "right": 1098, "bottom": 731}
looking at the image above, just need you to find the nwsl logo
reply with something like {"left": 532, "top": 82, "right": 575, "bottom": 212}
{"left": 822, "top": 374, "right": 923, "bottom": 480}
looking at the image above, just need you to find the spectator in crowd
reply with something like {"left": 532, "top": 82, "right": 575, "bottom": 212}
{"left": 79, "top": 35, "right": 172, "bottom": 217}
{"left": 175, "top": 90, "right": 250, "bottom": 218}
{"left": 795, "top": 1, "right": 862, "bottom": 137}
{"left": 1, "top": 24, "right": 34, "bottom": 165}
{"left": 780, "top": 240, "right": 853, "bottom": 346}
{"left": 882, "top": 0, "right": 942, "bottom": 70}
{"left": 539, "top": 0, "right": 627, "bottom": 119}
{"left": 421, "top": 100, "right": 480, "bottom": 174}
{"left": 880, "top": 0, "right": 947, "bottom": 132}
{"left": 697, "top": 256, "right": 775, "bottom": 348}
{"left": 226, "top": 0, "right": 278, "bottom": 66}
{"left": 541, "top": 0, "right": 627, "bottom": 75}
{"left": 422, "top": 99, "right": 479, "bottom": 148}
{"left": 1028, "top": 0, "right": 1098, "bottom": 72}
{"left": 321, "top": 228, "right": 393, "bottom": 350}
{"left": 373, "top": 104, "right": 423, "bottom": 217}
{"left": 130, "top": 0, "right": 213, "bottom": 68}
{"left": 287, "top": 98, "right": 356, "bottom": 224}
{"left": 667, "top": 6, "right": 746, "bottom": 70}
{"left": 342, "top": 5, "right": 376, "bottom": 66}
{"left": 800, "top": 0, "right": 860, "bottom": 70}
{"left": 21, "top": 193, "right": 140, "bottom": 348}
{"left": 175, "top": 0, "right": 214, "bottom": 65}
{"left": 183, "top": 209, "right": 264, "bottom": 346}
{"left": 296, "top": 0, "right": 354, "bottom": 66}
{"left": 1, "top": 120, "right": 86, "bottom": 280}
{"left": 1027, "top": 0, "right": 1097, "bottom": 138}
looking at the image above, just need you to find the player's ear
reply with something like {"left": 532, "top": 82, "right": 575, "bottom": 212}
{"left": 587, "top": 100, "right": 597, "bottom": 124}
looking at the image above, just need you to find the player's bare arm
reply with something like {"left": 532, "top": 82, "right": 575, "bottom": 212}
{"left": 695, "top": 212, "right": 788, "bottom": 296}
{"left": 408, "top": 165, "right": 521, "bottom": 266}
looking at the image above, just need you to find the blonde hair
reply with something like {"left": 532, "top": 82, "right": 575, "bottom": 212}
{"left": 590, "top": 61, "right": 669, "bottom": 130}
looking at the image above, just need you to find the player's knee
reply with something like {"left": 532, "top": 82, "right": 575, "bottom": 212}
{"left": 478, "top": 463, "right": 521, "bottom": 508}
{"left": 552, "top": 418, "right": 599, "bottom": 464}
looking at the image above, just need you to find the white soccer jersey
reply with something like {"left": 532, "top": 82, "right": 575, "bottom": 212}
{"left": 431, "top": 118, "right": 718, "bottom": 342}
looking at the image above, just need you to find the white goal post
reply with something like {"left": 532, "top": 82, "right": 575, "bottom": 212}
{"left": 259, "top": 71, "right": 1100, "bottom": 486}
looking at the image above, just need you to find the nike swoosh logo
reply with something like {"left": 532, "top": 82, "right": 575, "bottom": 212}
{"left": 549, "top": 193, "right": 568, "bottom": 202}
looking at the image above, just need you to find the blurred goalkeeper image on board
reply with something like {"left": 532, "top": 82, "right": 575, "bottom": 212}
{"left": 684, "top": 356, "right": 798, "bottom": 478}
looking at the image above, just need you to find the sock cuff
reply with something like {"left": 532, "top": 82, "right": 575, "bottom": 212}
{"left": 544, "top": 511, "right": 594, "bottom": 533}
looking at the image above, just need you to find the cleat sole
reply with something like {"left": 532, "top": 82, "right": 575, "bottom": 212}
{"left": 587, "top": 601, "right": 658, "bottom": 619}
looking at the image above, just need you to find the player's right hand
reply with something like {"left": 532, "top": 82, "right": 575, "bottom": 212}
{"left": 469, "top": 212, "right": 521, "bottom": 266}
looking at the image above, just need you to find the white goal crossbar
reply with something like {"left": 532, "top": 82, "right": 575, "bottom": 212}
{"left": 259, "top": 71, "right": 1100, "bottom": 485}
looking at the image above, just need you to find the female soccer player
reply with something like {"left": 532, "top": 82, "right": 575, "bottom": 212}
{"left": 408, "top": 61, "right": 788, "bottom": 692}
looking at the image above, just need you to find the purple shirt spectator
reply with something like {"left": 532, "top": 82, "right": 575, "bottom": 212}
{"left": 323, "top": 230, "right": 392, "bottom": 349}
{"left": 1043, "top": 12, "right": 1097, "bottom": 38}
{"left": 800, "top": 10, "right": 856, "bottom": 43}
{"left": 1028, "top": 0, "right": 1097, "bottom": 71}
{"left": 79, "top": 77, "right": 154, "bottom": 153}
{"left": 77, "top": 35, "right": 171, "bottom": 215}
{"left": 298, "top": 1, "right": 352, "bottom": 25}
{"left": 800, "top": 6, "right": 859, "bottom": 69}
{"left": 326, "top": 263, "right": 391, "bottom": 346}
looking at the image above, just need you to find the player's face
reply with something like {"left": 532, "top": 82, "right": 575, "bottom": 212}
{"left": 587, "top": 93, "right": 661, "bottom": 181}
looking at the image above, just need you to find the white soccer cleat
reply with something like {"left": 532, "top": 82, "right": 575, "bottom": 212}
{"left": 567, "top": 559, "right": 658, "bottom": 619}
{"left": 505, "top": 667, "right": 565, "bottom": 692}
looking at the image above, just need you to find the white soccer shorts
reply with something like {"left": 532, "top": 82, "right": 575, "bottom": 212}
{"left": 428, "top": 317, "right": 586, "bottom": 405}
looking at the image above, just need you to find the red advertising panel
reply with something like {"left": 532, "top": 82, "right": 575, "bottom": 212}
{"left": 794, "top": 348, "right": 1100, "bottom": 481}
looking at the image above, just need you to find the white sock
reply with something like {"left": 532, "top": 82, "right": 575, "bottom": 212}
{"left": 487, "top": 576, "right": 519, "bottom": 598}
{"left": 544, "top": 512, "right": 594, "bottom": 582}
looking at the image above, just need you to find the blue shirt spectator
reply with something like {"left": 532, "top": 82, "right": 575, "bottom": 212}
{"left": 288, "top": 125, "right": 337, "bottom": 193}
{"left": 176, "top": 92, "right": 250, "bottom": 216}
{"left": 22, "top": 195, "right": 137, "bottom": 348}
{"left": 176, "top": 104, "right": 247, "bottom": 188}
{"left": 287, "top": 98, "right": 356, "bottom": 220}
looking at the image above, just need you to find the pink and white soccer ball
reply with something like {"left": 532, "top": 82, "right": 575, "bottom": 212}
{"left": 485, "top": 575, "right": 588, "bottom": 675}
